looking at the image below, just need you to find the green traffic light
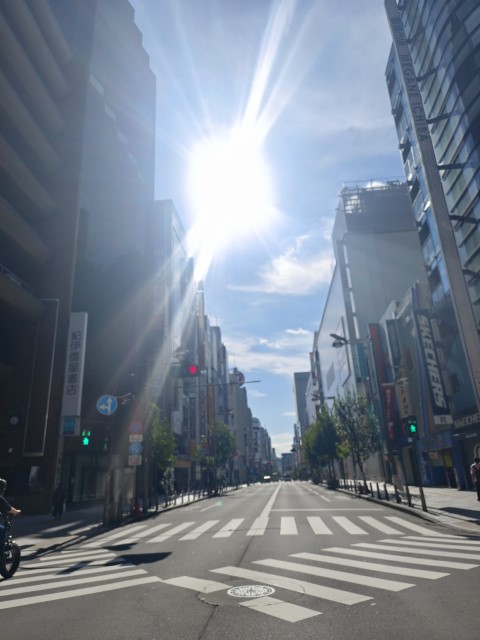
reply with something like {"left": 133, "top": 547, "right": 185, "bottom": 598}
{"left": 81, "top": 429, "right": 91, "bottom": 446}
{"left": 406, "top": 416, "right": 417, "bottom": 435}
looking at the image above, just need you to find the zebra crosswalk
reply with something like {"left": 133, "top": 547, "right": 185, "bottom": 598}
{"left": 0, "top": 548, "right": 160, "bottom": 610}
{"left": 2, "top": 534, "right": 480, "bottom": 618}
{"left": 81, "top": 513, "right": 447, "bottom": 548}
{"left": 161, "top": 534, "right": 480, "bottom": 623}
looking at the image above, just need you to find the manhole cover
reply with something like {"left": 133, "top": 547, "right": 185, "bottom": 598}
{"left": 227, "top": 585, "right": 275, "bottom": 598}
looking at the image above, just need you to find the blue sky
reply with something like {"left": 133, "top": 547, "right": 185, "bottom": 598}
{"left": 132, "top": 0, "right": 405, "bottom": 455}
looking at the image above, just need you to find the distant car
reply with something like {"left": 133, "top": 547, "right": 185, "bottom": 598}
{"left": 283, "top": 474, "right": 292, "bottom": 481}
{"left": 263, "top": 475, "right": 271, "bottom": 483}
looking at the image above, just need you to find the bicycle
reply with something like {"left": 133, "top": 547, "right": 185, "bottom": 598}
{"left": 0, "top": 514, "right": 21, "bottom": 579}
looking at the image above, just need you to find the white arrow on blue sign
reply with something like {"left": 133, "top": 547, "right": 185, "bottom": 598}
{"left": 129, "top": 442, "right": 143, "bottom": 455}
{"left": 96, "top": 395, "right": 118, "bottom": 416}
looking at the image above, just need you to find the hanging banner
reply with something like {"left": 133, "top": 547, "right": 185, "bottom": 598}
{"left": 414, "top": 310, "right": 452, "bottom": 426}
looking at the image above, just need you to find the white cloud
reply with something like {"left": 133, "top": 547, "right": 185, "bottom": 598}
{"left": 224, "top": 327, "right": 313, "bottom": 376}
{"left": 230, "top": 234, "right": 334, "bottom": 295}
{"left": 271, "top": 431, "right": 295, "bottom": 455}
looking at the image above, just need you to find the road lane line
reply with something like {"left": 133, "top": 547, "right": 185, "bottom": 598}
{"left": 246, "top": 517, "right": 269, "bottom": 536}
{"left": 332, "top": 516, "right": 368, "bottom": 535}
{"left": 148, "top": 522, "right": 195, "bottom": 543}
{"left": 322, "top": 547, "right": 478, "bottom": 569}
{"left": 0, "top": 577, "right": 160, "bottom": 609}
{"left": 358, "top": 516, "right": 403, "bottom": 535}
{"left": 180, "top": 520, "right": 220, "bottom": 540}
{"left": 211, "top": 566, "right": 371, "bottom": 604}
{"left": 291, "top": 552, "right": 448, "bottom": 579}
{"left": 213, "top": 518, "right": 245, "bottom": 538}
{"left": 280, "top": 517, "right": 297, "bottom": 535}
{"left": 254, "top": 558, "right": 414, "bottom": 591}
{"left": 240, "top": 596, "right": 320, "bottom": 622}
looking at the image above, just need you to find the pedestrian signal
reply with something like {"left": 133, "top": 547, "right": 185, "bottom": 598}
{"left": 81, "top": 429, "right": 91, "bottom": 446}
{"left": 406, "top": 416, "right": 418, "bottom": 436}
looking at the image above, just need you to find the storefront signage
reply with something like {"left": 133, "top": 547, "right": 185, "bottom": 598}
{"left": 414, "top": 310, "right": 452, "bottom": 425}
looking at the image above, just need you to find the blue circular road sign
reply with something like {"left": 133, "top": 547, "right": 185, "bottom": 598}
{"left": 96, "top": 395, "right": 118, "bottom": 416}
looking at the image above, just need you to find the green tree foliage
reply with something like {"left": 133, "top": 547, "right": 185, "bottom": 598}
{"left": 302, "top": 407, "right": 339, "bottom": 482}
{"left": 148, "top": 403, "right": 176, "bottom": 476}
{"left": 194, "top": 421, "right": 234, "bottom": 471}
{"left": 333, "top": 388, "right": 380, "bottom": 480}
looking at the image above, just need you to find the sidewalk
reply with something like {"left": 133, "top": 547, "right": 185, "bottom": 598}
{"left": 339, "top": 481, "right": 480, "bottom": 536}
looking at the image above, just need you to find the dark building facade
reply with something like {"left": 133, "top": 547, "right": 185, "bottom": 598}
{"left": 385, "top": 0, "right": 480, "bottom": 485}
{"left": 0, "top": 0, "right": 156, "bottom": 511}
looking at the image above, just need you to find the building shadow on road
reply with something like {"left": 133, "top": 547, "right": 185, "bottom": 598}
{"left": 116, "top": 552, "right": 171, "bottom": 565}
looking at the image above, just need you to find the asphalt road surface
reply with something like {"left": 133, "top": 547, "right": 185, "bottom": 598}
{"left": 2, "top": 481, "right": 478, "bottom": 639}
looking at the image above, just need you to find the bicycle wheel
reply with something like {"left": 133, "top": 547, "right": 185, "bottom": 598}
{"left": 0, "top": 543, "right": 21, "bottom": 579}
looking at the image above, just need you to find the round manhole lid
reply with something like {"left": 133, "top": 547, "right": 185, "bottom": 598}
{"left": 227, "top": 585, "right": 275, "bottom": 598}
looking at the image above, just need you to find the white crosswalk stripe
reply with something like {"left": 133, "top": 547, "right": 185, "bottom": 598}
{"left": 4, "top": 534, "right": 480, "bottom": 619}
{"left": 162, "top": 535, "right": 480, "bottom": 623}
{"left": 0, "top": 548, "right": 160, "bottom": 610}
{"left": 77, "top": 514, "right": 478, "bottom": 548}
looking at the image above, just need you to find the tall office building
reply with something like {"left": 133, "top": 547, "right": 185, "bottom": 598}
{"left": 0, "top": 0, "right": 155, "bottom": 511}
{"left": 385, "top": 0, "right": 480, "bottom": 472}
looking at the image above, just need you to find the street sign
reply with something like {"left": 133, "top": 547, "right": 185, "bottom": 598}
{"left": 128, "top": 442, "right": 143, "bottom": 455}
{"left": 235, "top": 370, "right": 245, "bottom": 385}
{"left": 96, "top": 395, "right": 118, "bottom": 416}
{"left": 128, "top": 454, "right": 142, "bottom": 466}
{"left": 129, "top": 420, "right": 143, "bottom": 435}
{"left": 129, "top": 434, "right": 143, "bottom": 443}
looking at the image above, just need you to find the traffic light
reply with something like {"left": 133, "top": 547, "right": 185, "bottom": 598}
{"left": 81, "top": 429, "right": 91, "bottom": 446}
{"left": 186, "top": 363, "right": 199, "bottom": 376}
{"left": 180, "top": 358, "right": 200, "bottom": 377}
{"left": 406, "top": 415, "right": 418, "bottom": 437}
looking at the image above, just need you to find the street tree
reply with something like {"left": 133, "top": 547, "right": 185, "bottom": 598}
{"left": 333, "top": 388, "right": 380, "bottom": 483}
{"left": 148, "top": 403, "right": 176, "bottom": 496}
{"left": 302, "top": 407, "right": 339, "bottom": 483}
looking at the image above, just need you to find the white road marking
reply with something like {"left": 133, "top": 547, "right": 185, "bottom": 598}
{"left": 246, "top": 517, "right": 269, "bottom": 536}
{"left": 213, "top": 518, "right": 245, "bottom": 538}
{"left": 211, "top": 565, "right": 371, "bottom": 605}
{"left": 291, "top": 552, "right": 448, "bottom": 579}
{"left": 307, "top": 516, "right": 333, "bottom": 535}
{"left": 322, "top": 546, "right": 478, "bottom": 570}
{"left": 404, "top": 536, "right": 480, "bottom": 546}
{"left": 162, "top": 576, "right": 230, "bottom": 593}
{"left": 254, "top": 558, "right": 414, "bottom": 591}
{"left": 240, "top": 596, "right": 320, "bottom": 622}
{"left": 135, "top": 522, "right": 173, "bottom": 537}
{"left": 379, "top": 538, "right": 480, "bottom": 552}
{"left": 355, "top": 542, "right": 480, "bottom": 560}
{"left": 0, "top": 564, "right": 130, "bottom": 586}
{"left": 0, "top": 569, "right": 147, "bottom": 597}
{"left": 180, "top": 520, "right": 219, "bottom": 540}
{"left": 358, "top": 516, "right": 402, "bottom": 535}
{"left": 0, "top": 577, "right": 160, "bottom": 609}
{"left": 384, "top": 517, "right": 448, "bottom": 536}
{"left": 148, "top": 522, "right": 195, "bottom": 543}
{"left": 280, "top": 517, "right": 297, "bottom": 535}
{"left": 332, "top": 516, "right": 368, "bottom": 535}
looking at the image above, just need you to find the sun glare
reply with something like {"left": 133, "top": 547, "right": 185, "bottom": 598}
{"left": 187, "top": 126, "right": 276, "bottom": 258}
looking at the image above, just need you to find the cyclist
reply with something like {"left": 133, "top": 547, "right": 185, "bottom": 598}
{"left": 0, "top": 478, "right": 21, "bottom": 552}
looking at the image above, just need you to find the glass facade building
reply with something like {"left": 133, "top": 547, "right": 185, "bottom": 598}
{"left": 385, "top": 0, "right": 480, "bottom": 480}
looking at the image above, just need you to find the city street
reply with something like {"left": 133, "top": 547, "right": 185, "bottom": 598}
{"left": 3, "top": 482, "right": 479, "bottom": 639}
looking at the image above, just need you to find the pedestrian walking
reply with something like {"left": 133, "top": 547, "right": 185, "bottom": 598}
{"left": 52, "top": 483, "right": 66, "bottom": 519}
{"left": 470, "top": 457, "right": 480, "bottom": 501}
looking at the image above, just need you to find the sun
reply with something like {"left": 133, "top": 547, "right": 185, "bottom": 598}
{"left": 187, "top": 125, "right": 276, "bottom": 261}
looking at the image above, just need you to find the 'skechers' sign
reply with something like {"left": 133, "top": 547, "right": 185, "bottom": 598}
{"left": 414, "top": 310, "right": 452, "bottom": 426}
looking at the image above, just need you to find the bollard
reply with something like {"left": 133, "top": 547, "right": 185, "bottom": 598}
{"left": 376, "top": 482, "right": 381, "bottom": 499}
{"left": 384, "top": 482, "right": 389, "bottom": 501}
{"left": 405, "top": 484, "right": 413, "bottom": 507}
{"left": 394, "top": 485, "right": 402, "bottom": 503}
